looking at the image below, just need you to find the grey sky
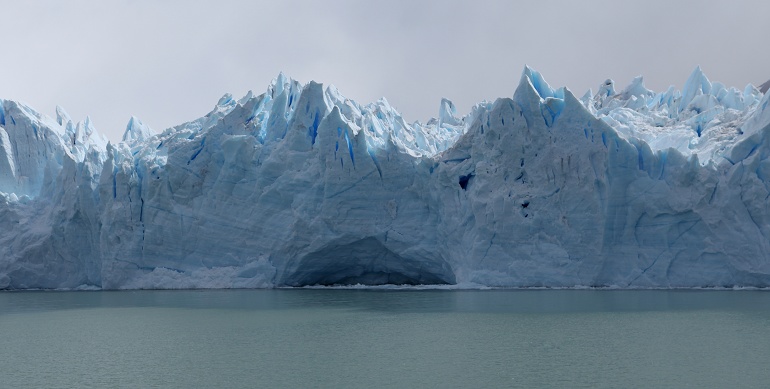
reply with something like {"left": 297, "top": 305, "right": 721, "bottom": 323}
{"left": 2, "top": 0, "right": 768, "bottom": 142}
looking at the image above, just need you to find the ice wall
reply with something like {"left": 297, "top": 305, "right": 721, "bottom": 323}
{"left": 1, "top": 67, "right": 770, "bottom": 290}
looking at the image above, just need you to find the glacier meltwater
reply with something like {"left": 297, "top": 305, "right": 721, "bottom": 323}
{"left": 2, "top": 67, "right": 770, "bottom": 290}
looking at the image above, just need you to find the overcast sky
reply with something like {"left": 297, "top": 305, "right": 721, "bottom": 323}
{"left": 2, "top": 0, "right": 769, "bottom": 141}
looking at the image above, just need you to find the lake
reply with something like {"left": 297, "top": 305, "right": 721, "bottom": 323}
{"left": 1, "top": 289, "right": 769, "bottom": 388}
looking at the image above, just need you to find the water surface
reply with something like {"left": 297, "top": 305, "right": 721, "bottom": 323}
{"left": 1, "top": 289, "right": 769, "bottom": 388}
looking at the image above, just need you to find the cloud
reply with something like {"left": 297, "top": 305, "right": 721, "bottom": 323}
{"left": 1, "top": 0, "right": 768, "bottom": 141}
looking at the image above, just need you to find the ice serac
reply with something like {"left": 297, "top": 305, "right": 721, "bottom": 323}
{"left": 1, "top": 67, "right": 770, "bottom": 290}
{"left": 122, "top": 116, "right": 155, "bottom": 145}
{"left": 0, "top": 102, "right": 105, "bottom": 289}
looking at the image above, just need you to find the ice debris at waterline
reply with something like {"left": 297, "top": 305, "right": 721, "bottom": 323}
{"left": 1, "top": 67, "right": 770, "bottom": 290}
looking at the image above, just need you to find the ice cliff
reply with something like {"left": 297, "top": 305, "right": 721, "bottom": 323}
{"left": 2, "top": 67, "right": 770, "bottom": 290}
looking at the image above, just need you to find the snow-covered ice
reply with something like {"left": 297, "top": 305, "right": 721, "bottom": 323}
{"left": 1, "top": 66, "right": 770, "bottom": 289}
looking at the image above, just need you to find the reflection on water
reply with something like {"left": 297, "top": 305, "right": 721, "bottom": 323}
{"left": 3, "top": 289, "right": 769, "bottom": 314}
{"left": 1, "top": 289, "right": 769, "bottom": 388}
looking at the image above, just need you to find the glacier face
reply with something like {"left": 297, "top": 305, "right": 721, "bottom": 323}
{"left": 1, "top": 67, "right": 770, "bottom": 290}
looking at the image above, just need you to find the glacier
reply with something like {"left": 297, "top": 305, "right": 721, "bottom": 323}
{"left": 1, "top": 67, "right": 770, "bottom": 290}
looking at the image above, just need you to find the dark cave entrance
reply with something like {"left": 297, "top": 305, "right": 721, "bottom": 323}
{"left": 280, "top": 237, "right": 456, "bottom": 287}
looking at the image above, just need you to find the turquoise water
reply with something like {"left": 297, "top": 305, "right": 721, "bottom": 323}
{"left": 1, "top": 289, "right": 769, "bottom": 388}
